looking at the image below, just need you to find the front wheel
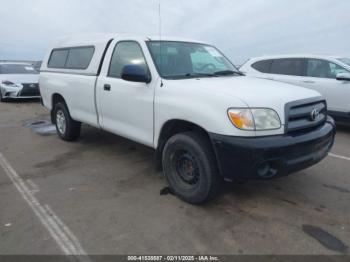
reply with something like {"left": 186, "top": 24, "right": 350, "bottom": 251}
{"left": 162, "top": 132, "right": 221, "bottom": 204}
{"left": 53, "top": 102, "right": 81, "bottom": 141}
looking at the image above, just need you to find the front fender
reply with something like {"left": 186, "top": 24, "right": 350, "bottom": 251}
{"left": 154, "top": 83, "right": 255, "bottom": 148}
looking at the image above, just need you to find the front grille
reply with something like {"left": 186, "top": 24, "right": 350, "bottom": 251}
{"left": 20, "top": 83, "right": 40, "bottom": 97}
{"left": 286, "top": 99, "right": 327, "bottom": 133}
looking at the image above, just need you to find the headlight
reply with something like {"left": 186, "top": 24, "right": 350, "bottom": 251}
{"left": 1, "top": 80, "right": 19, "bottom": 87}
{"left": 251, "top": 109, "right": 281, "bottom": 130}
{"left": 228, "top": 108, "right": 281, "bottom": 131}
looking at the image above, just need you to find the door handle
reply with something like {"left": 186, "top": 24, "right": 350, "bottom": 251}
{"left": 104, "top": 84, "right": 111, "bottom": 91}
{"left": 302, "top": 80, "right": 315, "bottom": 84}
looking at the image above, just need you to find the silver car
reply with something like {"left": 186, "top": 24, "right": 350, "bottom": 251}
{"left": 0, "top": 62, "right": 40, "bottom": 101}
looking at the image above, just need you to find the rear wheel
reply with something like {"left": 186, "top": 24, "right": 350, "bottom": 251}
{"left": 53, "top": 102, "right": 81, "bottom": 141}
{"left": 162, "top": 132, "right": 221, "bottom": 204}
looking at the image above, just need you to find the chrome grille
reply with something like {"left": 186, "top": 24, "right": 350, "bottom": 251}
{"left": 286, "top": 99, "right": 327, "bottom": 133}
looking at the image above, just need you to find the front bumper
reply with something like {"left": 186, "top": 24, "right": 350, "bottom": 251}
{"left": 1, "top": 84, "right": 41, "bottom": 99}
{"left": 3, "top": 95, "right": 41, "bottom": 99}
{"left": 210, "top": 117, "right": 336, "bottom": 181}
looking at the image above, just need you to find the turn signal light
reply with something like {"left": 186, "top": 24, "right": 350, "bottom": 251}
{"left": 228, "top": 109, "right": 254, "bottom": 130}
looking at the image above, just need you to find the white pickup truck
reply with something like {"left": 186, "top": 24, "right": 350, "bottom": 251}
{"left": 40, "top": 34, "right": 336, "bottom": 204}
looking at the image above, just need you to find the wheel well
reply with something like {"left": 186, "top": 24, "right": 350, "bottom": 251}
{"left": 51, "top": 94, "right": 66, "bottom": 124}
{"left": 155, "top": 120, "right": 214, "bottom": 171}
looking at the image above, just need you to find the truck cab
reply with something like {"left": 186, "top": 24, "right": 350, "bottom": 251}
{"left": 40, "top": 34, "right": 336, "bottom": 204}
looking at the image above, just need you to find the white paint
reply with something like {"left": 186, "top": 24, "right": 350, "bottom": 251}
{"left": 40, "top": 35, "right": 322, "bottom": 149}
{"left": 241, "top": 54, "right": 350, "bottom": 113}
{"left": 26, "top": 179, "right": 39, "bottom": 193}
{"left": 0, "top": 153, "right": 91, "bottom": 261}
{"left": 44, "top": 205, "right": 88, "bottom": 256}
{"left": 329, "top": 152, "right": 350, "bottom": 161}
{"left": 4, "top": 223, "right": 12, "bottom": 227}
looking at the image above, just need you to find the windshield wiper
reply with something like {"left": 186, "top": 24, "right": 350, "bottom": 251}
{"left": 168, "top": 71, "right": 242, "bottom": 80}
{"left": 184, "top": 73, "right": 217, "bottom": 78}
{"left": 214, "top": 70, "right": 244, "bottom": 76}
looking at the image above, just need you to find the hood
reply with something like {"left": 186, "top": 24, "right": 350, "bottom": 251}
{"left": 166, "top": 75, "right": 322, "bottom": 108}
{"left": 0, "top": 74, "right": 39, "bottom": 85}
{"left": 164, "top": 75, "right": 323, "bottom": 127}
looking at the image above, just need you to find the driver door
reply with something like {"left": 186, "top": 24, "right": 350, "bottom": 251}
{"left": 298, "top": 59, "right": 350, "bottom": 113}
{"left": 96, "top": 40, "right": 155, "bottom": 147}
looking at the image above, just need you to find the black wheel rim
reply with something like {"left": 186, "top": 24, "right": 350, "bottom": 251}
{"left": 173, "top": 149, "right": 200, "bottom": 187}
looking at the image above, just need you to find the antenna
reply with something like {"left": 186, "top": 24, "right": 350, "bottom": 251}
{"left": 158, "top": 2, "right": 164, "bottom": 87}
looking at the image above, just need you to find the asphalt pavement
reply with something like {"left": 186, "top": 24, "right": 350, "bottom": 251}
{"left": 0, "top": 101, "right": 349, "bottom": 255}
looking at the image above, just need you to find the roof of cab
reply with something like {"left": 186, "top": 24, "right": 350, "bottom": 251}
{"left": 51, "top": 33, "right": 206, "bottom": 48}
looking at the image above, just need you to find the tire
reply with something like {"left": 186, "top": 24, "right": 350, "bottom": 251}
{"left": 0, "top": 92, "right": 7, "bottom": 102}
{"left": 53, "top": 102, "right": 81, "bottom": 141}
{"left": 162, "top": 132, "right": 221, "bottom": 204}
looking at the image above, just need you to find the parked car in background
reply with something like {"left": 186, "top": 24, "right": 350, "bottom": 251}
{"left": 32, "top": 61, "right": 42, "bottom": 71}
{"left": 0, "top": 62, "right": 41, "bottom": 101}
{"left": 240, "top": 55, "right": 350, "bottom": 124}
{"left": 40, "top": 35, "right": 335, "bottom": 204}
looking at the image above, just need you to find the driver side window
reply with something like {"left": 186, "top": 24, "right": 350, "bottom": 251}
{"left": 306, "top": 59, "right": 348, "bottom": 79}
{"left": 108, "top": 41, "right": 149, "bottom": 79}
{"left": 329, "top": 63, "right": 348, "bottom": 77}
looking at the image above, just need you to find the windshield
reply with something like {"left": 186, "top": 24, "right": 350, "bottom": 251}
{"left": 146, "top": 41, "right": 240, "bottom": 79}
{"left": 0, "top": 64, "right": 39, "bottom": 74}
{"left": 338, "top": 58, "right": 350, "bottom": 67}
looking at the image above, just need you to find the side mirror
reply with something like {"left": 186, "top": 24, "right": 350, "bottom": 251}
{"left": 121, "top": 64, "right": 151, "bottom": 83}
{"left": 336, "top": 72, "right": 350, "bottom": 81}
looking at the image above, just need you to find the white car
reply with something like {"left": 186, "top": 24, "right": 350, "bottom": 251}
{"left": 240, "top": 55, "right": 350, "bottom": 124}
{"left": 0, "top": 62, "right": 41, "bottom": 101}
{"left": 40, "top": 34, "right": 335, "bottom": 204}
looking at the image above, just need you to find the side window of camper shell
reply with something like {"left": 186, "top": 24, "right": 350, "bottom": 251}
{"left": 48, "top": 46, "right": 95, "bottom": 69}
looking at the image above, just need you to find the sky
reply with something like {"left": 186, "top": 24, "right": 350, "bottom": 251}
{"left": 0, "top": 0, "right": 349, "bottom": 64}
